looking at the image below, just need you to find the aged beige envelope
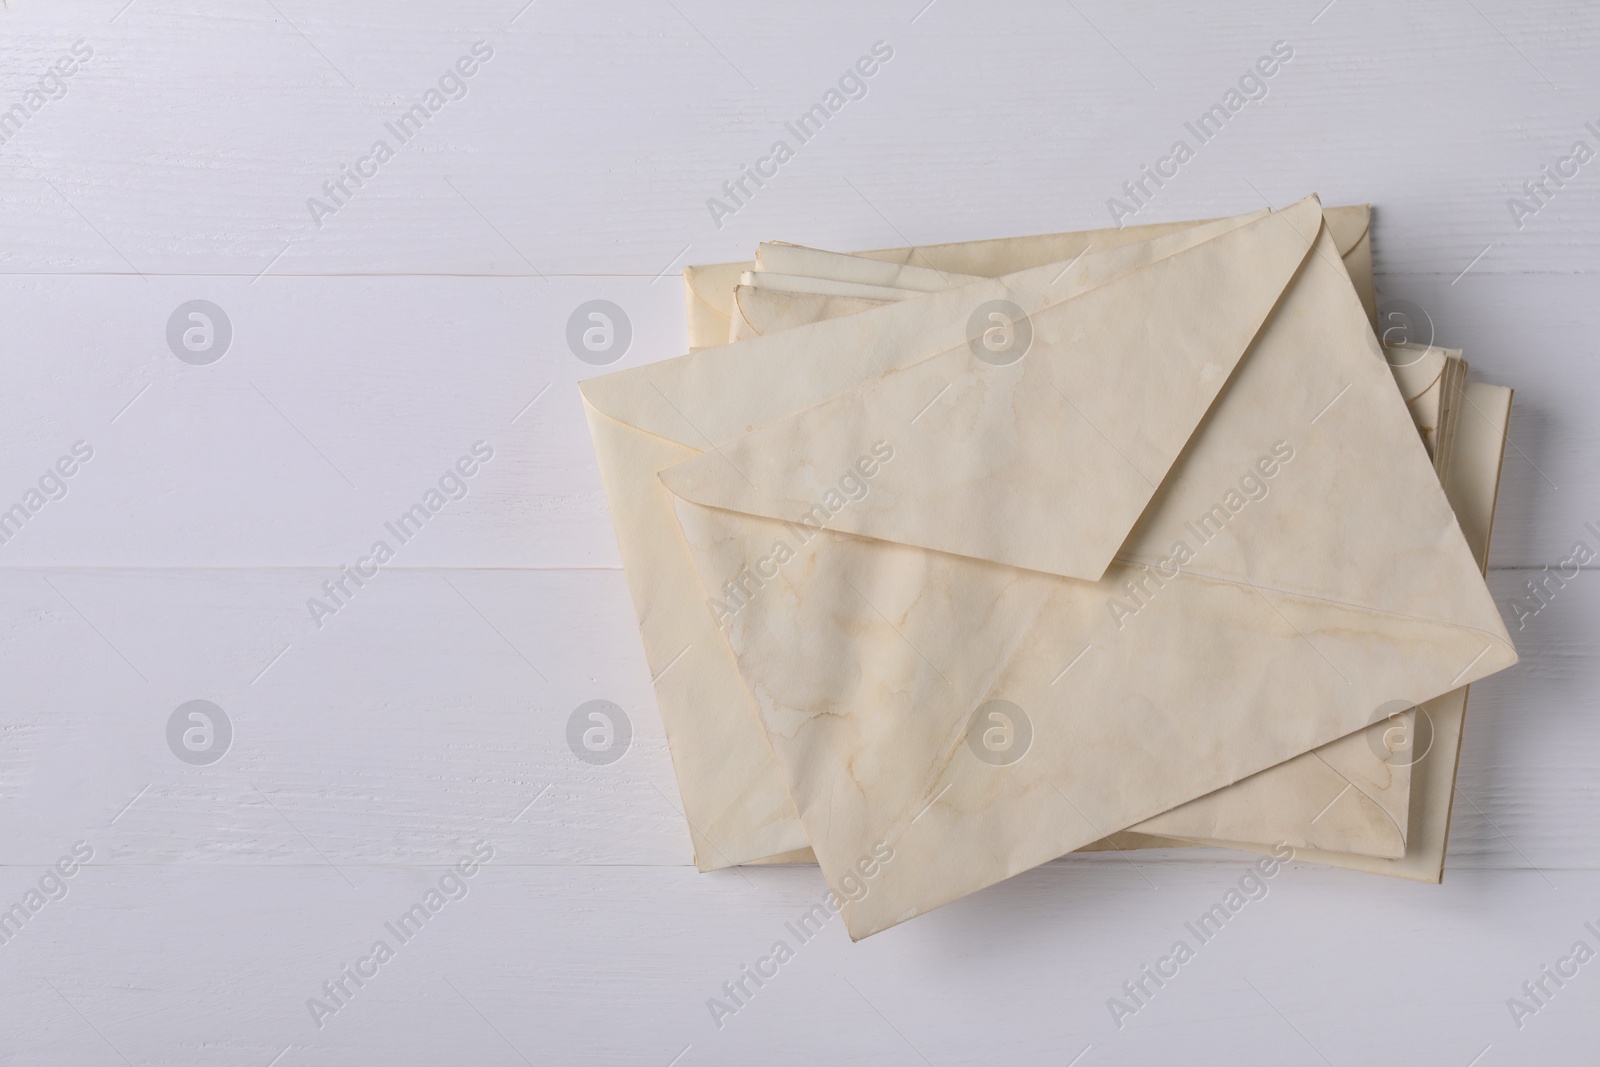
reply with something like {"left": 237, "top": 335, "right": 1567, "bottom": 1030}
{"left": 586, "top": 209, "right": 1278, "bottom": 869}
{"left": 728, "top": 244, "right": 1430, "bottom": 861}
{"left": 658, "top": 198, "right": 1515, "bottom": 937}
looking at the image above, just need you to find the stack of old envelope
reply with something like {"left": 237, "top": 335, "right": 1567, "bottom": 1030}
{"left": 581, "top": 195, "right": 1518, "bottom": 940}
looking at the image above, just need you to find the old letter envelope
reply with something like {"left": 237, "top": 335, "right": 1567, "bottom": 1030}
{"left": 641, "top": 196, "right": 1514, "bottom": 938}
{"left": 701, "top": 210, "right": 1412, "bottom": 867}
{"left": 727, "top": 259, "right": 1512, "bottom": 879}
{"left": 711, "top": 234, "right": 1434, "bottom": 862}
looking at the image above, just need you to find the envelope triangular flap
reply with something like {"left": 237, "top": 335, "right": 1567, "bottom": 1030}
{"left": 660, "top": 198, "right": 1323, "bottom": 583}
{"left": 581, "top": 210, "right": 1266, "bottom": 451}
{"left": 1111, "top": 249, "right": 1503, "bottom": 630}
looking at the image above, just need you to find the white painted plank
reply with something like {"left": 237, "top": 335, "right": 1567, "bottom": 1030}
{"left": 0, "top": 1, "right": 1596, "bottom": 275}
{"left": 0, "top": 863, "right": 1594, "bottom": 1064}
{"left": 0, "top": 274, "right": 684, "bottom": 569}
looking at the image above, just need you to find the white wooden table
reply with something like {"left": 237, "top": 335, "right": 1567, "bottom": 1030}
{"left": 2, "top": 2, "right": 1596, "bottom": 1063}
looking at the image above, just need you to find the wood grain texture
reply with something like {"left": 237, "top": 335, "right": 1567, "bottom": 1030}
{"left": 0, "top": 1, "right": 1595, "bottom": 276}
{"left": 3, "top": 864, "right": 1598, "bottom": 1065}
{"left": 1, "top": 0, "right": 1596, "bottom": 1062}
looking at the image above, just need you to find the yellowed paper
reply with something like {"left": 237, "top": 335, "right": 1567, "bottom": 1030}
{"left": 657, "top": 199, "right": 1513, "bottom": 937}
{"left": 705, "top": 235, "right": 1421, "bottom": 862}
